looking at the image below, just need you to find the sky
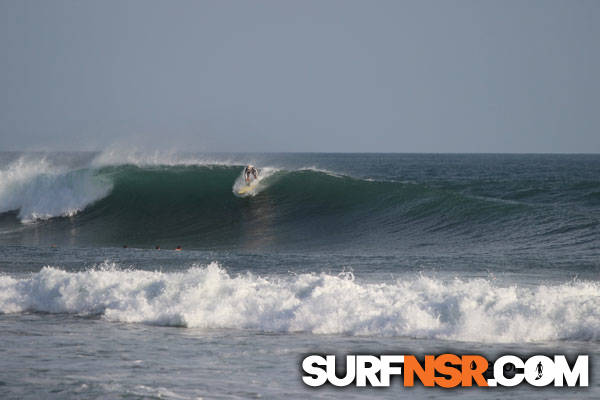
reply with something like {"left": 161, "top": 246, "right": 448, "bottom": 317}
{"left": 0, "top": 0, "right": 599, "bottom": 153}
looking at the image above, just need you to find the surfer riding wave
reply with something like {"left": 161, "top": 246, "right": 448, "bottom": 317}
{"left": 244, "top": 165, "right": 258, "bottom": 183}
{"left": 235, "top": 165, "right": 262, "bottom": 196}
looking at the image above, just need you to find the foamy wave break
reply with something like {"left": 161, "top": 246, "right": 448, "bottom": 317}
{"left": 1, "top": 263, "right": 598, "bottom": 343}
{"left": 0, "top": 157, "right": 112, "bottom": 222}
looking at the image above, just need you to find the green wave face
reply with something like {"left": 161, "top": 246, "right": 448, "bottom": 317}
{"left": 0, "top": 163, "right": 597, "bottom": 254}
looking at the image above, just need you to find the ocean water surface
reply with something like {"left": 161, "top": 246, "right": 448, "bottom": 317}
{"left": 0, "top": 152, "right": 598, "bottom": 399}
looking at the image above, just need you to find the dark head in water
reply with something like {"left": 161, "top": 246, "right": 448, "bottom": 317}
{"left": 175, "top": 245, "right": 182, "bottom": 251}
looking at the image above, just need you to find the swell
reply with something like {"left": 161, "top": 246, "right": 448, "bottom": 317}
{"left": 0, "top": 162, "right": 597, "bottom": 252}
{"left": 1, "top": 263, "right": 599, "bottom": 343}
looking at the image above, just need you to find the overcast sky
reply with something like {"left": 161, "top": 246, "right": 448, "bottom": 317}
{"left": 1, "top": 0, "right": 598, "bottom": 152}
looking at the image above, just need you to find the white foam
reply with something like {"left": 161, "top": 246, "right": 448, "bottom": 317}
{"left": 232, "top": 167, "right": 279, "bottom": 197}
{"left": 1, "top": 263, "right": 598, "bottom": 343}
{"left": 0, "top": 157, "right": 112, "bottom": 222}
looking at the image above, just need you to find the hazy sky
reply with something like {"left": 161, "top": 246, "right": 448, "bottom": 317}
{"left": 1, "top": 0, "right": 599, "bottom": 152}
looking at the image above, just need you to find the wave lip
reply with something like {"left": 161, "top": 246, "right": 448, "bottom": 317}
{"left": 1, "top": 263, "right": 599, "bottom": 343}
{"left": 91, "top": 148, "right": 244, "bottom": 168}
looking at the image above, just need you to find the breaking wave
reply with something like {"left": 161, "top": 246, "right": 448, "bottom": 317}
{"left": 0, "top": 154, "right": 597, "bottom": 252}
{"left": 0, "top": 157, "right": 112, "bottom": 223}
{"left": 1, "top": 263, "right": 598, "bottom": 343}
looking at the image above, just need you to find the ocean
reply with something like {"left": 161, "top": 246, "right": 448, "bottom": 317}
{"left": 0, "top": 151, "right": 598, "bottom": 399}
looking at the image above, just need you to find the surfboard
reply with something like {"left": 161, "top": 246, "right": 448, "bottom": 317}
{"left": 238, "top": 185, "right": 252, "bottom": 195}
{"left": 237, "top": 180, "right": 258, "bottom": 195}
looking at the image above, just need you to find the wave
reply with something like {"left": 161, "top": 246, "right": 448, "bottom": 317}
{"left": 0, "top": 155, "right": 597, "bottom": 252}
{"left": 0, "top": 157, "right": 112, "bottom": 223}
{"left": 1, "top": 263, "right": 598, "bottom": 343}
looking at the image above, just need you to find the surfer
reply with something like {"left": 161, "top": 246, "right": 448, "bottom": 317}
{"left": 244, "top": 165, "right": 258, "bottom": 183}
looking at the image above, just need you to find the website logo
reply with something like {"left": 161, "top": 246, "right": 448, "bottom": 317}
{"left": 301, "top": 354, "right": 588, "bottom": 388}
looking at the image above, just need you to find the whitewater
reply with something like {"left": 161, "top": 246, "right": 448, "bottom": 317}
{"left": 1, "top": 262, "right": 599, "bottom": 343}
{"left": 1, "top": 151, "right": 599, "bottom": 399}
